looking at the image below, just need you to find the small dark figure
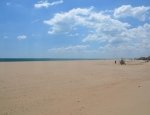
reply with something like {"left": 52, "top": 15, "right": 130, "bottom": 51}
{"left": 115, "top": 60, "right": 116, "bottom": 64}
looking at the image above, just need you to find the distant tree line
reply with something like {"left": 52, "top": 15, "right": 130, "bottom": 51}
{"left": 136, "top": 56, "right": 150, "bottom": 60}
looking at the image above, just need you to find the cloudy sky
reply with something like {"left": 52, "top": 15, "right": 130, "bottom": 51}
{"left": 0, "top": 0, "right": 150, "bottom": 58}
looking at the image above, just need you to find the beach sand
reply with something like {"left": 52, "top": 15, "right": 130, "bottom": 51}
{"left": 0, "top": 60, "right": 150, "bottom": 115}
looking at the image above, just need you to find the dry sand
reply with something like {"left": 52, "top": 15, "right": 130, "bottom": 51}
{"left": 0, "top": 60, "right": 150, "bottom": 115}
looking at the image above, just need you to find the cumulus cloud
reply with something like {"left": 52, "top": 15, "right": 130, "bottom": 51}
{"left": 121, "top": 23, "right": 150, "bottom": 39}
{"left": 44, "top": 7, "right": 94, "bottom": 34}
{"left": 97, "top": 23, "right": 150, "bottom": 57}
{"left": 44, "top": 7, "right": 130, "bottom": 38}
{"left": 44, "top": 6, "right": 150, "bottom": 41}
{"left": 44, "top": 6, "right": 150, "bottom": 57}
{"left": 34, "top": 0, "right": 63, "bottom": 9}
{"left": 17, "top": 35, "right": 27, "bottom": 40}
{"left": 114, "top": 5, "right": 150, "bottom": 21}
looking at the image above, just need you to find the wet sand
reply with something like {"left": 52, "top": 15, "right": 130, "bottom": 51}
{"left": 0, "top": 60, "right": 150, "bottom": 115}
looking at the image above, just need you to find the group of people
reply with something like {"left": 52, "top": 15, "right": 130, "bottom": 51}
{"left": 115, "top": 59, "right": 126, "bottom": 65}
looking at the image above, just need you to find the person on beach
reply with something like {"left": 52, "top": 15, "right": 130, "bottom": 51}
{"left": 115, "top": 60, "right": 116, "bottom": 64}
{"left": 120, "top": 59, "right": 126, "bottom": 65}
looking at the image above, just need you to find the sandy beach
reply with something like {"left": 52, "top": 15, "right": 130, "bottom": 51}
{"left": 0, "top": 60, "right": 150, "bottom": 115}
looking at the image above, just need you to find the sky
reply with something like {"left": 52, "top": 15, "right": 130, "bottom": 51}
{"left": 0, "top": 0, "right": 150, "bottom": 58}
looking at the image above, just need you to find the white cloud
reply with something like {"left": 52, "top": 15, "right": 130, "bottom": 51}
{"left": 48, "top": 45, "right": 101, "bottom": 58}
{"left": 49, "top": 0, "right": 63, "bottom": 6}
{"left": 97, "top": 23, "right": 150, "bottom": 57}
{"left": 17, "top": 35, "right": 27, "bottom": 40}
{"left": 114, "top": 5, "right": 150, "bottom": 21}
{"left": 44, "top": 7, "right": 130, "bottom": 38}
{"left": 44, "top": 7, "right": 150, "bottom": 43}
{"left": 98, "top": 41, "right": 150, "bottom": 58}
{"left": 48, "top": 45, "right": 89, "bottom": 54}
{"left": 44, "top": 7, "right": 94, "bottom": 34}
{"left": 44, "top": 6, "right": 150, "bottom": 57}
{"left": 121, "top": 23, "right": 150, "bottom": 39}
{"left": 34, "top": 0, "right": 63, "bottom": 9}
{"left": 34, "top": 1, "right": 50, "bottom": 8}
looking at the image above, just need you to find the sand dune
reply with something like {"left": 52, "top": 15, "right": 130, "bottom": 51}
{"left": 0, "top": 60, "right": 150, "bottom": 115}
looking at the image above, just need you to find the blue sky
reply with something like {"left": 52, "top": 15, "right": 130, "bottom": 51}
{"left": 0, "top": 0, "right": 150, "bottom": 58}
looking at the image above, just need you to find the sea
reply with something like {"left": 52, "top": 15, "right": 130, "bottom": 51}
{"left": 0, "top": 58, "right": 104, "bottom": 62}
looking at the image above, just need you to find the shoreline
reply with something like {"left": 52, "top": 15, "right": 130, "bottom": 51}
{"left": 0, "top": 58, "right": 108, "bottom": 62}
{"left": 0, "top": 58, "right": 138, "bottom": 62}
